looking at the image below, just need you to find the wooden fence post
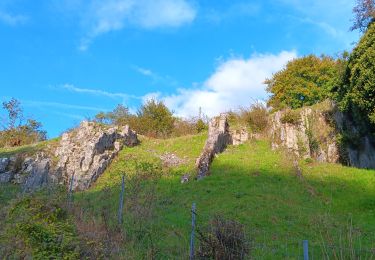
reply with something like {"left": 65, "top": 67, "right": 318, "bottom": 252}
{"left": 118, "top": 175, "right": 125, "bottom": 224}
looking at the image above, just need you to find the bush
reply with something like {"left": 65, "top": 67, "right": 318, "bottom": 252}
{"left": 240, "top": 102, "right": 269, "bottom": 133}
{"left": 197, "top": 215, "right": 250, "bottom": 260}
{"left": 280, "top": 109, "right": 300, "bottom": 125}
{"left": 266, "top": 55, "right": 341, "bottom": 110}
{"left": 196, "top": 118, "right": 208, "bottom": 133}
{"left": 134, "top": 99, "right": 175, "bottom": 138}
{"left": 0, "top": 188, "right": 80, "bottom": 259}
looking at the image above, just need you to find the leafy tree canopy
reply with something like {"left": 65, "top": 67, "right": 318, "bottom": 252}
{"left": 336, "top": 22, "right": 375, "bottom": 128}
{"left": 266, "top": 55, "right": 341, "bottom": 110}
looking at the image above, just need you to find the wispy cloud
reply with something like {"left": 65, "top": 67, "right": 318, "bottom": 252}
{"left": 23, "top": 100, "right": 108, "bottom": 112}
{"left": 133, "top": 66, "right": 179, "bottom": 86}
{"left": 289, "top": 15, "right": 341, "bottom": 38}
{"left": 66, "top": 0, "right": 197, "bottom": 51}
{"left": 61, "top": 84, "right": 139, "bottom": 100}
{"left": 0, "top": 10, "right": 28, "bottom": 26}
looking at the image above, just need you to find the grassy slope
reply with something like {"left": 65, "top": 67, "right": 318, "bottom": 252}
{"left": 1, "top": 132, "right": 374, "bottom": 258}
{"left": 71, "top": 133, "right": 375, "bottom": 258}
{"left": 0, "top": 138, "right": 60, "bottom": 158}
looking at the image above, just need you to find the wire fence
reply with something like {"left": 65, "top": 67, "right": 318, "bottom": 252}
{"left": 66, "top": 176, "right": 375, "bottom": 260}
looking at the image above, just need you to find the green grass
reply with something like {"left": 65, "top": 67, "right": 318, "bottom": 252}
{"left": 2, "top": 133, "right": 375, "bottom": 259}
{"left": 73, "top": 135, "right": 375, "bottom": 258}
{"left": 0, "top": 138, "right": 60, "bottom": 157}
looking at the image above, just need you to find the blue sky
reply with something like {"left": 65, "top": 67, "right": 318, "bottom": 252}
{"left": 0, "top": 0, "right": 362, "bottom": 137}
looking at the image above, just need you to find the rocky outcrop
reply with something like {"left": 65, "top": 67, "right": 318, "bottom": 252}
{"left": 55, "top": 121, "right": 138, "bottom": 190}
{"left": 196, "top": 114, "right": 230, "bottom": 179}
{"left": 269, "top": 104, "right": 340, "bottom": 163}
{"left": 270, "top": 100, "right": 375, "bottom": 169}
{"left": 0, "top": 121, "right": 139, "bottom": 191}
{"left": 23, "top": 157, "right": 51, "bottom": 192}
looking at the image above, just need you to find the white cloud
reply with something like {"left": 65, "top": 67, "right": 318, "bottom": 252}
{"left": 150, "top": 51, "right": 297, "bottom": 118}
{"left": 75, "top": 0, "right": 197, "bottom": 50}
{"left": 61, "top": 84, "right": 139, "bottom": 100}
{"left": 0, "top": 11, "right": 28, "bottom": 26}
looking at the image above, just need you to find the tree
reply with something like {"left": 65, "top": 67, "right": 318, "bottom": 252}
{"left": 351, "top": 0, "right": 375, "bottom": 32}
{"left": 136, "top": 99, "right": 175, "bottom": 138}
{"left": 2, "top": 98, "right": 23, "bottom": 129}
{"left": 94, "top": 104, "right": 131, "bottom": 125}
{"left": 266, "top": 55, "right": 341, "bottom": 110}
{"left": 336, "top": 22, "right": 375, "bottom": 129}
{"left": 0, "top": 98, "right": 46, "bottom": 147}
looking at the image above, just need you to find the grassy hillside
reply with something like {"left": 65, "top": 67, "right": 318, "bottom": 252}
{"left": 1, "top": 133, "right": 375, "bottom": 259}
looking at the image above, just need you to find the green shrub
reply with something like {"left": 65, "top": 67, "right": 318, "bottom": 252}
{"left": 240, "top": 102, "right": 269, "bottom": 133}
{"left": 1, "top": 188, "right": 80, "bottom": 259}
{"left": 280, "top": 110, "right": 300, "bottom": 125}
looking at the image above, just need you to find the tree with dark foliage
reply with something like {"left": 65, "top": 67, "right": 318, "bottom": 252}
{"left": 351, "top": 0, "right": 375, "bottom": 32}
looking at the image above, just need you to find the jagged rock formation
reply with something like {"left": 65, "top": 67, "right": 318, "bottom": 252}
{"left": 269, "top": 104, "right": 340, "bottom": 163}
{"left": 0, "top": 121, "right": 139, "bottom": 191}
{"left": 196, "top": 114, "right": 231, "bottom": 179}
{"left": 55, "top": 121, "right": 138, "bottom": 190}
{"left": 270, "top": 100, "right": 375, "bottom": 169}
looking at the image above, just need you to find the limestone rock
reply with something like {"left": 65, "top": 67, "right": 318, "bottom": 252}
{"left": 196, "top": 114, "right": 230, "bottom": 179}
{"left": 160, "top": 153, "right": 185, "bottom": 167}
{"left": 269, "top": 103, "right": 339, "bottom": 162}
{"left": 229, "top": 129, "right": 249, "bottom": 145}
{"left": 22, "top": 158, "right": 51, "bottom": 192}
{"left": 269, "top": 100, "right": 375, "bottom": 169}
{"left": 0, "top": 171, "right": 13, "bottom": 183}
{"left": 0, "top": 158, "right": 9, "bottom": 173}
{"left": 55, "top": 121, "right": 138, "bottom": 190}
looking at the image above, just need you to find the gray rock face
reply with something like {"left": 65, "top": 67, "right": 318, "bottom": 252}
{"left": 0, "top": 158, "right": 9, "bottom": 172}
{"left": 23, "top": 158, "right": 51, "bottom": 192}
{"left": 269, "top": 101, "right": 375, "bottom": 169}
{"left": 269, "top": 104, "right": 339, "bottom": 163}
{"left": 196, "top": 114, "right": 230, "bottom": 179}
{"left": 55, "top": 121, "right": 138, "bottom": 190}
{"left": 0, "top": 172, "right": 13, "bottom": 183}
{"left": 0, "top": 122, "right": 138, "bottom": 191}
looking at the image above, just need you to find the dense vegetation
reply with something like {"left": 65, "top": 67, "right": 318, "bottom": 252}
{"left": 95, "top": 99, "right": 207, "bottom": 138}
{"left": 335, "top": 22, "right": 375, "bottom": 132}
{"left": 266, "top": 55, "right": 341, "bottom": 110}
